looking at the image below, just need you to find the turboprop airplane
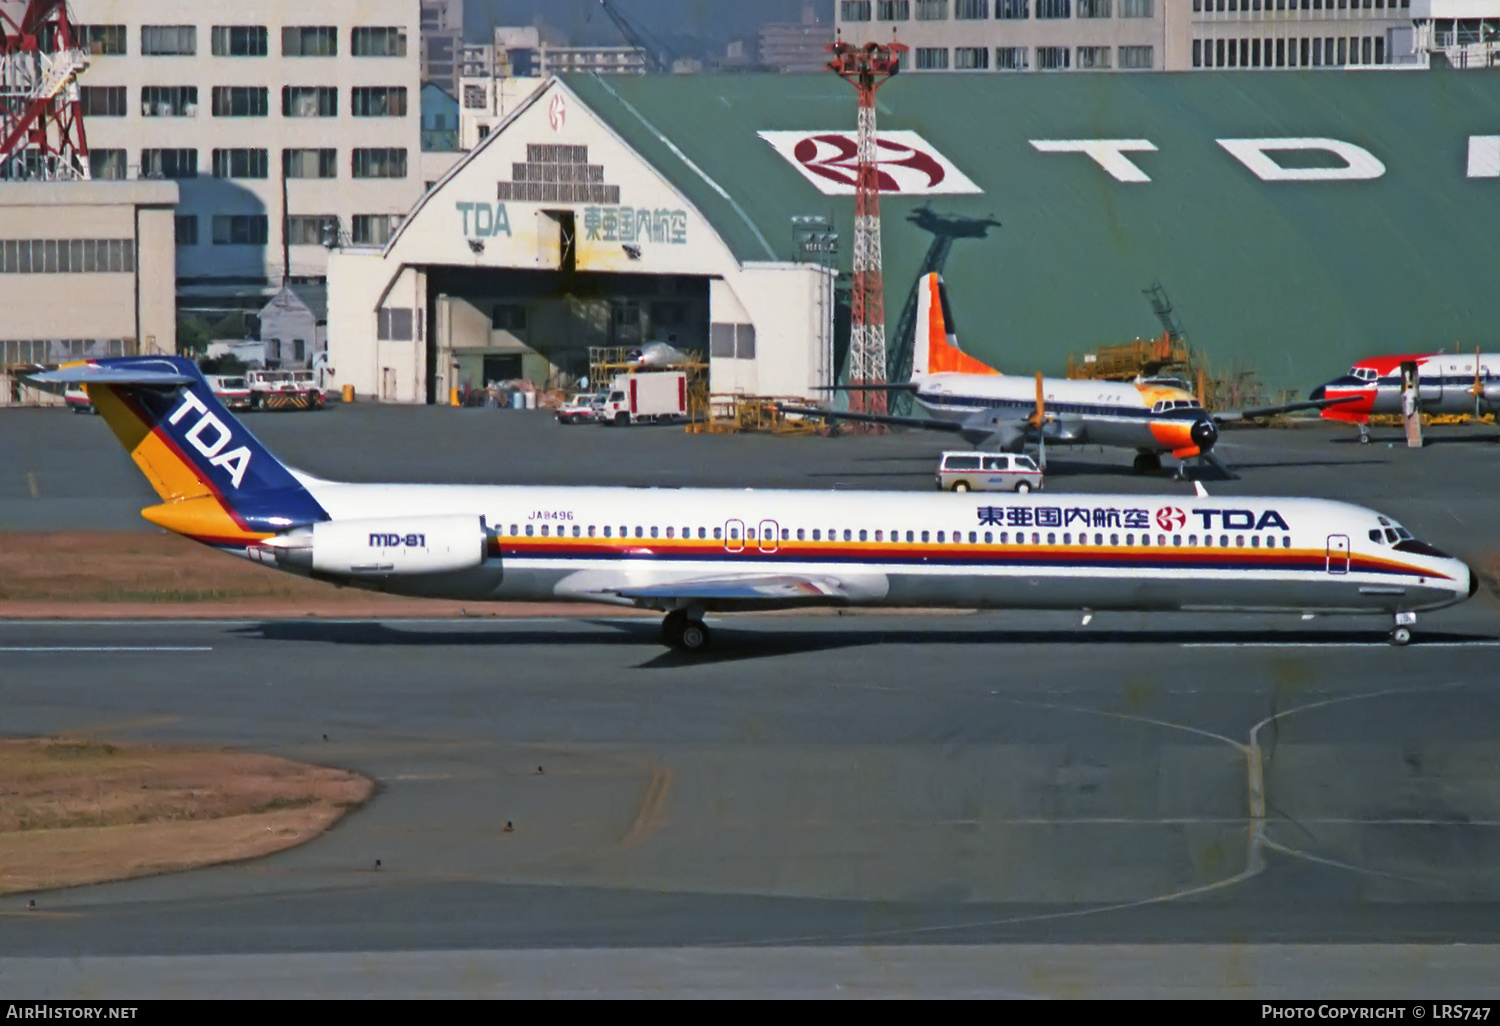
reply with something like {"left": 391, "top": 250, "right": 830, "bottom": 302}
{"left": 785, "top": 273, "right": 1351, "bottom": 476}
{"left": 33, "top": 357, "right": 1474, "bottom": 651}
{"left": 1311, "top": 351, "right": 1500, "bottom": 442}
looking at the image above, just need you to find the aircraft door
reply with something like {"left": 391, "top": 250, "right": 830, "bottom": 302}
{"left": 758, "top": 520, "right": 779, "bottom": 554}
{"left": 1326, "top": 534, "right": 1350, "bottom": 575}
{"left": 724, "top": 519, "right": 744, "bottom": 553}
{"left": 1418, "top": 362, "right": 1442, "bottom": 403}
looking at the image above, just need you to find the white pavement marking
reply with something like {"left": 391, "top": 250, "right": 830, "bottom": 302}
{"left": 0, "top": 646, "right": 213, "bottom": 652}
{"left": 1182, "top": 641, "right": 1500, "bottom": 648}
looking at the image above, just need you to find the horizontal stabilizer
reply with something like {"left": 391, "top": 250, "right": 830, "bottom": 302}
{"left": 29, "top": 365, "right": 194, "bottom": 387}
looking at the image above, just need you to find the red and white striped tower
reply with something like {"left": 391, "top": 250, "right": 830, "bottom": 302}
{"left": 827, "top": 36, "right": 905, "bottom": 416}
{"left": 1, "top": 1, "right": 91, "bottom": 181}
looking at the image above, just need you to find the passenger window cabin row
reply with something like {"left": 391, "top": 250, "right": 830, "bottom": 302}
{"left": 501, "top": 523, "right": 1296, "bottom": 550}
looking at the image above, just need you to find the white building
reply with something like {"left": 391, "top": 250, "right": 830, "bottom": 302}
{"left": 0, "top": 181, "right": 178, "bottom": 404}
{"left": 835, "top": 0, "right": 1500, "bottom": 71}
{"left": 326, "top": 78, "right": 834, "bottom": 405}
{"left": 69, "top": 0, "right": 423, "bottom": 292}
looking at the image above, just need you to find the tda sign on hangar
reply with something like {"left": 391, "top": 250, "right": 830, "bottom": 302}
{"left": 325, "top": 77, "right": 973, "bottom": 405}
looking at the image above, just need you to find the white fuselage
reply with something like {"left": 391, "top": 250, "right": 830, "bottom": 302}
{"left": 911, "top": 373, "right": 1205, "bottom": 453}
{"left": 276, "top": 478, "right": 1472, "bottom": 617}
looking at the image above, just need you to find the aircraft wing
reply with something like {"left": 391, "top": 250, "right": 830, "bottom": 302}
{"left": 612, "top": 574, "right": 849, "bottom": 604}
{"left": 812, "top": 383, "right": 922, "bottom": 393}
{"left": 1214, "top": 395, "right": 1361, "bottom": 422}
{"left": 778, "top": 404, "right": 966, "bottom": 433}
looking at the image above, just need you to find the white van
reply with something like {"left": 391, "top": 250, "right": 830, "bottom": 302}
{"left": 935, "top": 451, "right": 1043, "bottom": 493}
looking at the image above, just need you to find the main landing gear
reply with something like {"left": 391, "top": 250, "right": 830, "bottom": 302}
{"left": 1389, "top": 610, "right": 1416, "bottom": 646}
{"left": 662, "top": 609, "right": 712, "bottom": 652}
{"left": 1133, "top": 451, "right": 1162, "bottom": 475}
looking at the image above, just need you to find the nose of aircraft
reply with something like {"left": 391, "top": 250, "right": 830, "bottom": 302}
{"left": 1310, "top": 384, "right": 1327, "bottom": 402}
{"left": 1190, "top": 417, "right": 1218, "bottom": 453}
{"left": 1469, "top": 563, "right": 1480, "bottom": 599}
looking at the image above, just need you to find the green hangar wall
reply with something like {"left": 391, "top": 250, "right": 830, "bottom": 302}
{"left": 568, "top": 71, "right": 1500, "bottom": 398}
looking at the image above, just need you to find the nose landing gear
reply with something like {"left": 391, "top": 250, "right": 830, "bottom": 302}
{"left": 662, "top": 609, "right": 712, "bottom": 652}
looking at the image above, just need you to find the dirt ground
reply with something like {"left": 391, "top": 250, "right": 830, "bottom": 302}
{"left": 0, "top": 738, "right": 374, "bottom": 895}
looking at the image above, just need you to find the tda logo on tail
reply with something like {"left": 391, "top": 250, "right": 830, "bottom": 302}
{"left": 169, "top": 391, "right": 252, "bottom": 488}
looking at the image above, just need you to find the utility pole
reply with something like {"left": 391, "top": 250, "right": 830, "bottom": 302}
{"left": 826, "top": 34, "right": 906, "bottom": 416}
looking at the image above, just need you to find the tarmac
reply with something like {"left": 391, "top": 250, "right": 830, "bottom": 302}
{"left": 3, "top": 405, "right": 1500, "bottom": 996}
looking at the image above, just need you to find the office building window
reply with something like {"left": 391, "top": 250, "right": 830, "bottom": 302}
{"left": 212, "top": 87, "right": 268, "bottom": 117}
{"left": 1036, "top": 0, "right": 1070, "bottom": 16}
{"left": 141, "top": 85, "right": 197, "bottom": 117}
{"left": 1077, "top": 45, "right": 1111, "bottom": 68}
{"left": 1119, "top": 45, "right": 1153, "bottom": 68}
{"left": 351, "top": 87, "right": 408, "bottom": 117}
{"left": 351, "top": 27, "right": 407, "bottom": 57}
{"left": 915, "top": 0, "right": 948, "bottom": 17}
{"left": 954, "top": 46, "right": 990, "bottom": 68}
{"left": 212, "top": 216, "right": 268, "bottom": 246}
{"left": 955, "top": 0, "right": 989, "bottom": 16}
{"left": 352, "top": 214, "right": 403, "bottom": 246}
{"left": 75, "top": 25, "right": 127, "bottom": 55}
{"left": 996, "top": 46, "right": 1029, "bottom": 69}
{"left": 351, "top": 148, "right": 407, "bottom": 179}
{"left": 1037, "top": 45, "right": 1070, "bottom": 68}
{"left": 1078, "top": 0, "right": 1111, "bottom": 15}
{"left": 377, "top": 308, "right": 414, "bottom": 341}
{"left": 79, "top": 86, "right": 127, "bottom": 116}
{"left": 88, "top": 149, "right": 127, "bottom": 180}
{"left": 996, "top": 0, "right": 1029, "bottom": 15}
{"left": 211, "top": 26, "right": 268, "bottom": 57}
{"left": 140, "top": 148, "right": 197, "bottom": 179}
{"left": 1193, "top": 38, "right": 1202, "bottom": 66}
{"left": 282, "top": 86, "right": 338, "bottom": 117}
{"left": 1121, "top": 0, "right": 1153, "bottom": 14}
{"left": 174, "top": 216, "right": 198, "bottom": 246}
{"left": 282, "top": 27, "right": 337, "bottom": 57}
{"left": 286, "top": 215, "right": 340, "bottom": 246}
{"left": 915, "top": 47, "right": 950, "bottom": 68}
{"left": 842, "top": 0, "right": 873, "bottom": 17}
{"left": 876, "top": 0, "right": 910, "bottom": 17}
{"left": 140, "top": 26, "right": 195, "bottom": 56}
{"left": 492, "top": 304, "right": 528, "bottom": 331}
{"left": 283, "top": 149, "right": 337, "bottom": 179}
{"left": 0, "top": 239, "right": 134, "bottom": 274}
{"left": 211, "top": 148, "right": 269, "bottom": 179}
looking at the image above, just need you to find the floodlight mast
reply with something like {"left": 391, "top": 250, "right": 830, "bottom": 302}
{"left": 826, "top": 34, "right": 906, "bottom": 417}
{"left": 0, "top": 1, "right": 91, "bottom": 181}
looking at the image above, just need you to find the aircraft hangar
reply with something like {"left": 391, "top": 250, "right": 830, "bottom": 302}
{"left": 327, "top": 70, "right": 1500, "bottom": 404}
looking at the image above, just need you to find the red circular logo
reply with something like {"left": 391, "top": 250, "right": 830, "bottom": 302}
{"left": 1156, "top": 507, "right": 1186, "bottom": 531}
{"left": 789, "top": 133, "right": 947, "bottom": 193}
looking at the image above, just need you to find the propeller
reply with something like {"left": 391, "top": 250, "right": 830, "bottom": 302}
{"left": 1029, "top": 371, "right": 1047, "bottom": 470}
{"left": 1473, "top": 344, "right": 1483, "bottom": 419}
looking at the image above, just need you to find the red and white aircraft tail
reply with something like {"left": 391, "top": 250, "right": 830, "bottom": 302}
{"left": 911, "top": 273, "right": 1002, "bottom": 379}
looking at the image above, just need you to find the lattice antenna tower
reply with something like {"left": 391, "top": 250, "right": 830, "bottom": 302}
{"left": 1, "top": 1, "right": 90, "bottom": 181}
{"left": 826, "top": 33, "right": 906, "bottom": 416}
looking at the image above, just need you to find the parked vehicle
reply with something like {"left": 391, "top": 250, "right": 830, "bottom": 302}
{"left": 64, "top": 384, "right": 94, "bottom": 414}
{"left": 935, "top": 451, "right": 1044, "bottom": 493}
{"left": 600, "top": 371, "right": 688, "bottom": 426}
{"left": 555, "top": 393, "right": 598, "bottom": 424}
{"left": 207, "top": 375, "right": 252, "bottom": 411}
{"left": 247, "top": 369, "right": 324, "bottom": 409}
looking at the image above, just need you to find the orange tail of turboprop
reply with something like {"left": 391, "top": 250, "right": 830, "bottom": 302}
{"left": 911, "top": 273, "right": 1001, "bottom": 378}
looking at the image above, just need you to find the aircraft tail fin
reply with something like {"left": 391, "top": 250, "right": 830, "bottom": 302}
{"left": 911, "top": 273, "right": 1001, "bottom": 379}
{"left": 31, "top": 357, "right": 326, "bottom": 544}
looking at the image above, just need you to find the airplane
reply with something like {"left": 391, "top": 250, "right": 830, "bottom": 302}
{"left": 32, "top": 357, "right": 1474, "bottom": 652}
{"left": 1311, "top": 351, "right": 1500, "bottom": 442}
{"left": 784, "top": 273, "right": 1351, "bottom": 476}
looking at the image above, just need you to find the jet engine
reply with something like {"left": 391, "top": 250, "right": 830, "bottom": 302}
{"left": 263, "top": 514, "right": 490, "bottom": 576}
